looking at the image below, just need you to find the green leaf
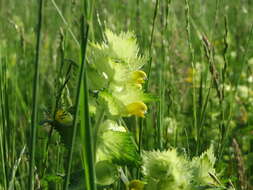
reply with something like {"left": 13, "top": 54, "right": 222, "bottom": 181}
{"left": 191, "top": 146, "right": 217, "bottom": 185}
{"left": 99, "top": 91, "right": 125, "bottom": 116}
{"left": 53, "top": 120, "right": 73, "bottom": 148}
{"left": 105, "top": 30, "right": 146, "bottom": 70}
{"left": 95, "top": 160, "right": 119, "bottom": 186}
{"left": 41, "top": 174, "right": 63, "bottom": 190}
{"left": 87, "top": 42, "right": 115, "bottom": 80}
{"left": 87, "top": 65, "right": 108, "bottom": 90}
{"left": 96, "top": 120, "right": 140, "bottom": 166}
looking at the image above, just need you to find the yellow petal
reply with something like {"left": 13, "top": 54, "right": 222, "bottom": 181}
{"left": 126, "top": 101, "right": 147, "bottom": 118}
{"left": 131, "top": 70, "right": 147, "bottom": 84}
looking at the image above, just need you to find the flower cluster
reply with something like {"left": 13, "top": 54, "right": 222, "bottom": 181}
{"left": 87, "top": 30, "right": 150, "bottom": 117}
{"left": 142, "top": 149, "right": 191, "bottom": 190}
{"left": 142, "top": 147, "right": 223, "bottom": 190}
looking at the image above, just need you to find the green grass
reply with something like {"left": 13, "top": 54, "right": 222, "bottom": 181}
{"left": 0, "top": 0, "right": 253, "bottom": 189}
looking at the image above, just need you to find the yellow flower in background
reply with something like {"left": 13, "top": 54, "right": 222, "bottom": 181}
{"left": 126, "top": 101, "right": 147, "bottom": 118}
{"left": 185, "top": 67, "right": 195, "bottom": 83}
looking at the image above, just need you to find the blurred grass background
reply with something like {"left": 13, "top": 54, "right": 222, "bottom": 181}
{"left": 0, "top": 0, "right": 253, "bottom": 189}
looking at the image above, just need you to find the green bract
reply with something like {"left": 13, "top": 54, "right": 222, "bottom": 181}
{"left": 87, "top": 30, "right": 150, "bottom": 117}
{"left": 190, "top": 146, "right": 217, "bottom": 186}
{"left": 95, "top": 160, "right": 119, "bottom": 186}
{"left": 142, "top": 147, "right": 226, "bottom": 190}
{"left": 142, "top": 149, "right": 192, "bottom": 190}
{"left": 96, "top": 120, "right": 140, "bottom": 166}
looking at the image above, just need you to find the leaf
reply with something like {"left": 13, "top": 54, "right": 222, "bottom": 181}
{"left": 87, "top": 42, "right": 115, "bottom": 80}
{"left": 105, "top": 30, "right": 146, "bottom": 70}
{"left": 41, "top": 174, "right": 63, "bottom": 190}
{"left": 191, "top": 146, "right": 217, "bottom": 185}
{"left": 99, "top": 91, "right": 125, "bottom": 116}
{"left": 96, "top": 120, "right": 140, "bottom": 166}
{"left": 53, "top": 120, "right": 73, "bottom": 148}
{"left": 95, "top": 160, "right": 119, "bottom": 186}
{"left": 87, "top": 65, "right": 108, "bottom": 90}
{"left": 68, "top": 170, "right": 85, "bottom": 190}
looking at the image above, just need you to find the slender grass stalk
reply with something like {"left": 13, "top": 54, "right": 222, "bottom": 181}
{"left": 0, "top": 52, "right": 7, "bottom": 190}
{"left": 50, "top": 0, "right": 80, "bottom": 47}
{"left": 63, "top": 18, "right": 95, "bottom": 190}
{"left": 28, "top": 0, "right": 44, "bottom": 189}
{"left": 157, "top": 0, "right": 170, "bottom": 151}
{"left": 3, "top": 60, "right": 11, "bottom": 176}
{"left": 79, "top": 1, "right": 96, "bottom": 189}
{"left": 83, "top": 0, "right": 95, "bottom": 40}
{"left": 41, "top": 32, "right": 70, "bottom": 178}
{"left": 8, "top": 146, "right": 26, "bottom": 190}
{"left": 146, "top": 0, "right": 159, "bottom": 86}
{"left": 211, "top": 0, "right": 220, "bottom": 41}
{"left": 185, "top": 0, "right": 198, "bottom": 155}
{"left": 216, "top": 17, "right": 229, "bottom": 161}
{"left": 0, "top": 117, "right": 7, "bottom": 190}
{"left": 136, "top": 0, "right": 140, "bottom": 39}
{"left": 234, "top": 24, "right": 253, "bottom": 88}
{"left": 217, "top": 23, "right": 253, "bottom": 162}
{"left": 93, "top": 109, "right": 105, "bottom": 155}
{"left": 1, "top": 60, "right": 10, "bottom": 189}
{"left": 79, "top": 17, "right": 97, "bottom": 190}
{"left": 143, "top": 0, "right": 160, "bottom": 151}
{"left": 138, "top": 118, "right": 144, "bottom": 154}
{"left": 137, "top": 0, "right": 160, "bottom": 166}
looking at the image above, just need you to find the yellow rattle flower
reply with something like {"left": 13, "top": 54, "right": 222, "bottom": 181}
{"left": 126, "top": 101, "right": 147, "bottom": 118}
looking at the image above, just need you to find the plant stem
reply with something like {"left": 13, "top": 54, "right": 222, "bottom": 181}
{"left": 185, "top": 0, "right": 198, "bottom": 155}
{"left": 80, "top": 16, "right": 97, "bottom": 190}
{"left": 28, "top": 0, "right": 43, "bottom": 189}
{"left": 63, "top": 18, "right": 91, "bottom": 190}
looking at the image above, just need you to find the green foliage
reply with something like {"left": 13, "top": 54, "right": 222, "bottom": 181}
{"left": 96, "top": 120, "right": 140, "bottom": 166}
{"left": 95, "top": 160, "right": 119, "bottom": 186}
{"left": 142, "top": 147, "right": 229, "bottom": 190}
{"left": 142, "top": 149, "right": 191, "bottom": 190}
{"left": 191, "top": 146, "right": 217, "bottom": 186}
{"left": 41, "top": 175, "right": 64, "bottom": 190}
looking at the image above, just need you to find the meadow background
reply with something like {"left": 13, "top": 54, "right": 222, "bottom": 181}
{"left": 0, "top": 0, "right": 253, "bottom": 189}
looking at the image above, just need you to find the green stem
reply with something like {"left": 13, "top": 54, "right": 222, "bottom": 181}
{"left": 0, "top": 54, "right": 7, "bottom": 190}
{"left": 28, "top": 0, "right": 44, "bottom": 189}
{"left": 63, "top": 19, "right": 91, "bottom": 190}
{"left": 146, "top": 0, "right": 159, "bottom": 88}
{"left": 185, "top": 0, "right": 198, "bottom": 155}
{"left": 79, "top": 16, "right": 97, "bottom": 190}
{"left": 93, "top": 109, "right": 105, "bottom": 157}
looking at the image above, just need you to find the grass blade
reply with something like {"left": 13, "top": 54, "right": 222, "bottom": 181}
{"left": 63, "top": 18, "right": 95, "bottom": 190}
{"left": 28, "top": 0, "right": 44, "bottom": 189}
{"left": 79, "top": 17, "right": 97, "bottom": 190}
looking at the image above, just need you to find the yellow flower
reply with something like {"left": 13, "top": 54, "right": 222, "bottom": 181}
{"left": 126, "top": 101, "right": 147, "bottom": 118}
{"left": 185, "top": 68, "right": 195, "bottom": 83}
{"left": 128, "top": 180, "right": 145, "bottom": 190}
{"left": 131, "top": 70, "right": 147, "bottom": 89}
{"left": 55, "top": 109, "right": 73, "bottom": 127}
